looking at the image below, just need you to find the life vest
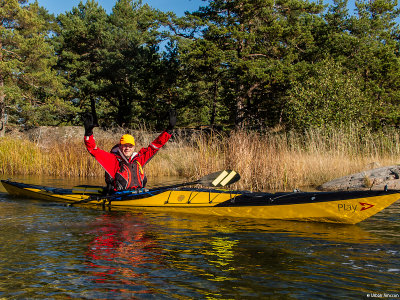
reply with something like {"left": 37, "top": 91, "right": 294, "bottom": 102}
{"left": 105, "top": 145, "right": 147, "bottom": 191}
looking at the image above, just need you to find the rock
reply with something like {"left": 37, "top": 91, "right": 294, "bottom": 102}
{"left": 318, "top": 165, "right": 400, "bottom": 191}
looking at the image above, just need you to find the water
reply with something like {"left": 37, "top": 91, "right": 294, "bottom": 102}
{"left": 0, "top": 176, "right": 399, "bottom": 299}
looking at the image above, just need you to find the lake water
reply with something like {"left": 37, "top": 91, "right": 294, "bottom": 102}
{"left": 0, "top": 176, "right": 399, "bottom": 299}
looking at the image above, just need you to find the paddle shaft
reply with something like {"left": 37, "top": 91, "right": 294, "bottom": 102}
{"left": 71, "top": 170, "right": 240, "bottom": 205}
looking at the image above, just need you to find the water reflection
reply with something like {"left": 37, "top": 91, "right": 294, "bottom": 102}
{"left": 1, "top": 175, "right": 399, "bottom": 298}
{"left": 148, "top": 213, "right": 385, "bottom": 244}
{"left": 84, "top": 213, "right": 162, "bottom": 296}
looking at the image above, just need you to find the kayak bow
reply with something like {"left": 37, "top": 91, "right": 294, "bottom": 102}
{"left": 1, "top": 179, "right": 399, "bottom": 224}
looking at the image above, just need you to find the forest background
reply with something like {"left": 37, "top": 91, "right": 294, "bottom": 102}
{"left": 1, "top": 0, "right": 400, "bottom": 190}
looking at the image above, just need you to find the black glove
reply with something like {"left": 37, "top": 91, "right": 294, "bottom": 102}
{"left": 83, "top": 113, "right": 96, "bottom": 136}
{"left": 166, "top": 109, "right": 176, "bottom": 133}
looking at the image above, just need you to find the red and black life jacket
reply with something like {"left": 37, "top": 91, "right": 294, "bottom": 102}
{"left": 105, "top": 145, "right": 147, "bottom": 191}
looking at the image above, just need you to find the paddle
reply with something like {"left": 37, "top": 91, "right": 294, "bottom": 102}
{"left": 154, "top": 170, "right": 241, "bottom": 190}
{"left": 71, "top": 170, "right": 240, "bottom": 195}
{"left": 70, "top": 170, "right": 240, "bottom": 205}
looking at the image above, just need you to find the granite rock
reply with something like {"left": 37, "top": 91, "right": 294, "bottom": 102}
{"left": 318, "top": 165, "right": 400, "bottom": 191}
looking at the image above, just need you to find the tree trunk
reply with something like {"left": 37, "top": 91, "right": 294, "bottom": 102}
{"left": 90, "top": 97, "right": 99, "bottom": 126}
{"left": 0, "top": 40, "right": 6, "bottom": 137}
{"left": 0, "top": 98, "right": 5, "bottom": 138}
{"left": 235, "top": 83, "right": 246, "bottom": 129}
{"left": 210, "top": 79, "right": 218, "bottom": 128}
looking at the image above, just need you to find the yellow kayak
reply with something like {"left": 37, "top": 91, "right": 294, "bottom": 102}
{"left": 2, "top": 179, "right": 399, "bottom": 224}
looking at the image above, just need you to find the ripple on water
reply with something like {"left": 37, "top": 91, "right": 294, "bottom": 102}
{"left": 0, "top": 191, "right": 399, "bottom": 298}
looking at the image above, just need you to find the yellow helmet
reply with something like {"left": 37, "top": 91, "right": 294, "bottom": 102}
{"left": 120, "top": 134, "right": 135, "bottom": 146}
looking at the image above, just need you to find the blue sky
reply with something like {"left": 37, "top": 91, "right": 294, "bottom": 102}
{"left": 34, "top": 0, "right": 358, "bottom": 16}
{"left": 35, "top": 0, "right": 206, "bottom": 16}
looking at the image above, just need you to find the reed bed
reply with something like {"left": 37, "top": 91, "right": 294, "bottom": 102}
{"left": 1, "top": 125, "right": 400, "bottom": 191}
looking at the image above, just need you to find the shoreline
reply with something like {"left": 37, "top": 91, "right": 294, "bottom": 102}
{"left": 2, "top": 125, "right": 400, "bottom": 191}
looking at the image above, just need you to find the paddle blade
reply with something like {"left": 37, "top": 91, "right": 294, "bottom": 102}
{"left": 199, "top": 170, "right": 241, "bottom": 187}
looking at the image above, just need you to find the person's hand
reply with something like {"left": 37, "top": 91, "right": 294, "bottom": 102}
{"left": 166, "top": 109, "right": 176, "bottom": 133}
{"left": 83, "top": 113, "right": 96, "bottom": 136}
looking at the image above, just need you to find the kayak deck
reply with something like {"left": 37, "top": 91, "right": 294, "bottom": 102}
{"left": 2, "top": 179, "right": 400, "bottom": 224}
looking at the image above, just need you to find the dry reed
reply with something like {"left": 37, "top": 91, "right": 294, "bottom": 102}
{"left": 1, "top": 125, "right": 399, "bottom": 191}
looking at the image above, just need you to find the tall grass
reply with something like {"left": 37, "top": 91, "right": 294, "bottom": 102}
{"left": 222, "top": 127, "right": 400, "bottom": 191}
{"left": 1, "top": 125, "right": 399, "bottom": 191}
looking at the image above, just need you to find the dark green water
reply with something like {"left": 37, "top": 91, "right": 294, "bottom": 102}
{"left": 0, "top": 176, "right": 399, "bottom": 299}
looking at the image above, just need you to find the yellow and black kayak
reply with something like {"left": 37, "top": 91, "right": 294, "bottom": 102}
{"left": 2, "top": 173, "right": 399, "bottom": 224}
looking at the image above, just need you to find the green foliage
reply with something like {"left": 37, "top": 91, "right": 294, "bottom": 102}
{"left": 0, "top": 0, "right": 68, "bottom": 131}
{"left": 283, "top": 58, "right": 373, "bottom": 129}
{"left": 174, "top": 0, "right": 326, "bottom": 129}
{"left": 3, "top": 0, "right": 400, "bottom": 133}
{"left": 54, "top": 0, "right": 110, "bottom": 124}
{"left": 55, "top": 0, "right": 173, "bottom": 129}
{"left": 101, "top": 0, "right": 168, "bottom": 128}
{"left": 173, "top": 0, "right": 400, "bottom": 130}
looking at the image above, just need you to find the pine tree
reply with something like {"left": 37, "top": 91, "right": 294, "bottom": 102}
{"left": 178, "top": 0, "right": 324, "bottom": 129}
{"left": 348, "top": 0, "right": 400, "bottom": 128}
{"left": 54, "top": 0, "right": 110, "bottom": 125}
{"left": 0, "top": 0, "right": 64, "bottom": 135}
{"left": 101, "top": 0, "right": 166, "bottom": 127}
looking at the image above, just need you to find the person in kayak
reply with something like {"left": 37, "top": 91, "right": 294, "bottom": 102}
{"left": 83, "top": 110, "right": 176, "bottom": 192}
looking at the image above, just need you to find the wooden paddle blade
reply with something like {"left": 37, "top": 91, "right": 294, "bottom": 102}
{"left": 219, "top": 170, "right": 240, "bottom": 186}
{"left": 199, "top": 170, "right": 241, "bottom": 187}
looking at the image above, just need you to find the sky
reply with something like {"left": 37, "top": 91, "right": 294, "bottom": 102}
{"left": 34, "top": 0, "right": 358, "bottom": 17}
{"left": 35, "top": 0, "right": 207, "bottom": 16}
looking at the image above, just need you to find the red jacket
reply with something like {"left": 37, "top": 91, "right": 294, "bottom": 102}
{"left": 84, "top": 131, "right": 171, "bottom": 190}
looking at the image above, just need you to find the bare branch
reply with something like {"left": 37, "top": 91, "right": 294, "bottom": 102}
{"left": 1, "top": 48, "right": 21, "bottom": 59}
